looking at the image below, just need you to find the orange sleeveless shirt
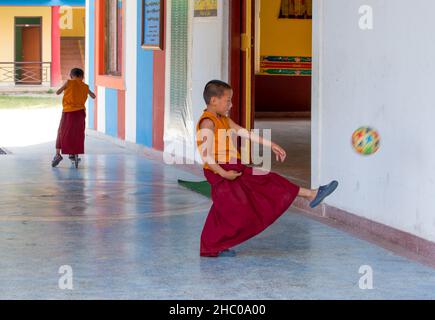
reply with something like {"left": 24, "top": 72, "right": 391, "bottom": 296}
{"left": 62, "top": 79, "right": 89, "bottom": 113}
{"left": 196, "top": 110, "right": 240, "bottom": 171}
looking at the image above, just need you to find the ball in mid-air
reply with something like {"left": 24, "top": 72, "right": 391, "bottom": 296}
{"left": 352, "top": 126, "right": 380, "bottom": 155}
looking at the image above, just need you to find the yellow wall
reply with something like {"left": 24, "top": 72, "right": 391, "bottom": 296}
{"left": 0, "top": 6, "right": 52, "bottom": 63}
{"left": 60, "top": 7, "right": 85, "bottom": 37}
{"left": 260, "top": 0, "right": 312, "bottom": 57}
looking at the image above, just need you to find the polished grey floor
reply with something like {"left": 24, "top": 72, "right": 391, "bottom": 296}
{"left": 256, "top": 118, "right": 311, "bottom": 188}
{"left": 0, "top": 135, "right": 434, "bottom": 299}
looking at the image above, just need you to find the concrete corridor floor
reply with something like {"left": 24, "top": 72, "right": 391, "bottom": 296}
{"left": 255, "top": 118, "right": 311, "bottom": 188}
{"left": 0, "top": 134, "right": 435, "bottom": 299}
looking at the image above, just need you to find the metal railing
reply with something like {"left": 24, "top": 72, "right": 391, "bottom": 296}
{"left": 0, "top": 62, "right": 51, "bottom": 85}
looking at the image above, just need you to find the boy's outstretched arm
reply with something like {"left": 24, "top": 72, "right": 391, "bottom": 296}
{"left": 198, "top": 119, "right": 242, "bottom": 180}
{"left": 56, "top": 82, "right": 68, "bottom": 95}
{"left": 228, "top": 118, "right": 273, "bottom": 146}
{"left": 228, "top": 118, "right": 287, "bottom": 162}
{"left": 88, "top": 89, "right": 96, "bottom": 99}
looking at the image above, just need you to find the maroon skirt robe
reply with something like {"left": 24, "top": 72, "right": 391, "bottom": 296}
{"left": 200, "top": 162, "right": 300, "bottom": 257}
{"left": 55, "top": 109, "right": 86, "bottom": 155}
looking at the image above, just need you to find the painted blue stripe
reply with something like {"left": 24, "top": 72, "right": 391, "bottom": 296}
{"left": 105, "top": 88, "right": 118, "bottom": 138}
{"left": 136, "top": 0, "right": 154, "bottom": 147}
{"left": 0, "top": 0, "right": 85, "bottom": 5}
{"left": 87, "top": 0, "right": 95, "bottom": 129}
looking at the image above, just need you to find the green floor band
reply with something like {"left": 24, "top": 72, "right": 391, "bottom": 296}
{"left": 178, "top": 180, "right": 211, "bottom": 198}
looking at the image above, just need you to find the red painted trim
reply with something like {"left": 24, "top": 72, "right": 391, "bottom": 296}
{"left": 228, "top": 0, "right": 241, "bottom": 125}
{"left": 230, "top": 0, "right": 255, "bottom": 129}
{"left": 95, "top": 0, "right": 125, "bottom": 90}
{"left": 95, "top": 0, "right": 104, "bottom": 75}
{"left": 250, "top": 0, "right": 256, "bottom": 128}
{"left": 152, "top": 0, "right": 166, "bottom": 151}
{"left": 96, "top": 75, "right": 125, "bottom": 89}
{"left": 240, "top": 0, "right": 248, "bottom": 128}
{"left": 118, "top": 89, "right": 125, "bottom": 140}
{"left": 51, "top": 6, "right": 61, "bottom": 87}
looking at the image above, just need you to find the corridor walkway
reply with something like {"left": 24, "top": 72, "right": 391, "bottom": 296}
{"left": 0, "top": 136, "right": 434, "bottom": 299}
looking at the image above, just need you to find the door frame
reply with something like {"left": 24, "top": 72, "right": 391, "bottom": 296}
{"left": 229, "top": 0, "right": 321, "bottom": 188}
{"left": 14, "top": 16, "right": 43, "bottom": 85}
{"left": 228, "top": 0, "right": 255, "bottom": 130}
{"left": 228, "top": 0, "right": 242, "bottom": 125}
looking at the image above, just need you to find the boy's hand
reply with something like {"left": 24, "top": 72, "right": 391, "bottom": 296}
{"left": 272, "top": 143, "right": 286, "bottom": 162}
{"left": 89, "top": 90, "right": 96, "bottom": 99}
{"left": 221, "top": 170, "right": 242, "bottom": 181}
{"left": 56, "top": 81, "right": 68, "bottom": 95}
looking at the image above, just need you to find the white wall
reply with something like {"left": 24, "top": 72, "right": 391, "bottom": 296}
{"left": 190, "top": 0, "right": 229, "bottom": 163}
{"left": 164, "top": 0, "right": 229, "bottom": 162}
{"left": 312, "top": 0, "right": 435, "bottom": 242}
{"left": 191, "top": 0, "right": 228, "bottom": 124}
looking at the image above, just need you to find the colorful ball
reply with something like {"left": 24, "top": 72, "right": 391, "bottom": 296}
{"left": 352, "top": 126, "right": 380, "bottom": 155}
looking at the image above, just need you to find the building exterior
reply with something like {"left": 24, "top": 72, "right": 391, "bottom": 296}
{"left": 0, "top": 0, "right": 85, "bottom": 87}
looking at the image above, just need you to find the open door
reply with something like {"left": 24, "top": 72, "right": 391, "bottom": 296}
{"left": 230, "top": 1, "right": 313, "bottom": 187}
{"left": 228, "top": 0, "right": 255, "bottom": 162}
{"left": 241, "top": 0, "right": 256, "bottom": 131}
{"left": 229, "top": 0, "right": 255, "bottom": 130}
{"left": 15, "top": 17, "right": 42, "bottom": 85}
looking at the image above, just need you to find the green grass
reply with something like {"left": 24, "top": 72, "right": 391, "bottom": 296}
{"left": 0, "top": 95, "right": 61, "bottom": 109}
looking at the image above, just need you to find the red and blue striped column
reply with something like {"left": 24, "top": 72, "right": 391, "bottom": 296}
{"left": 51, "top": 5, "right": 62, "bottom": 87}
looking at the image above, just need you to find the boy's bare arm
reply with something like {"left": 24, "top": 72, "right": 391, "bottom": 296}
{"left": 88, "top": 89, "right": 96, "bottom": 99}
{"left": 228, "top": 118, "right": 286, "bottom": 162}
{"left": 228, "top": 118, "right": 274, "bottom": 147}
{"left": 56, "top": 82, "right": 68, "bottom": 95}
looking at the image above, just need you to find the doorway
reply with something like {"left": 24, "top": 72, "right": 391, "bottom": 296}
{"left": 15, "top": 17, "right": 42, "bottom": 85}
{"left": 230, "top": 0, "right": 312, "bottom": 187}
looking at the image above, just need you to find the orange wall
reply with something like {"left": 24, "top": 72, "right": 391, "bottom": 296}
{"left": 60, "top": 7, "right": 85, "bottom": 37}
{"left": 256, "top": 0, "right": 312, "bottom": 113}
{"left": 0, "top": 6, "right": 52, "bottom": 63}
{"left": 260, "top": 0, "right": 312, "bottom": 57}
